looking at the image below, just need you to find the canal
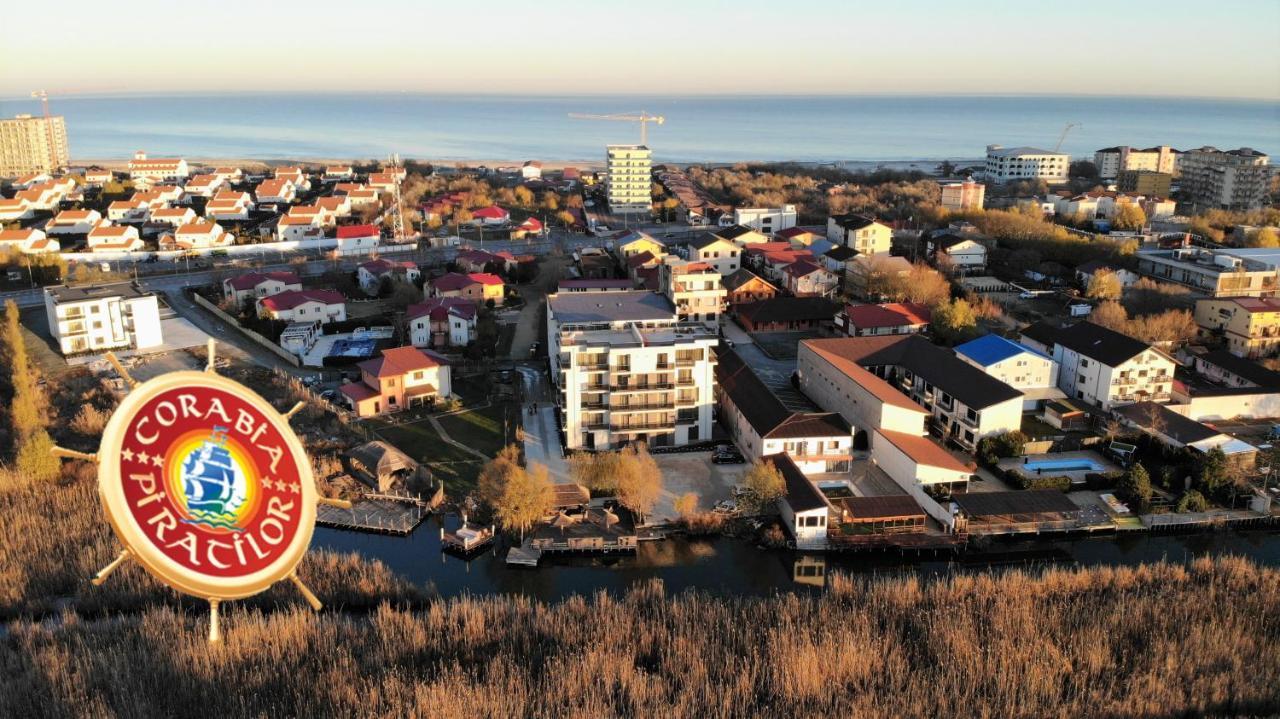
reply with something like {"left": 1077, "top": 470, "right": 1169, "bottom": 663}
{"left": 315, "top": 515, "right": 1280, "bottom": 601}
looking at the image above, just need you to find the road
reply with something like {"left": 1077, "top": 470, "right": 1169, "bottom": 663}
{"left": 517, "top": 365, "right": 568, "bottom": 483}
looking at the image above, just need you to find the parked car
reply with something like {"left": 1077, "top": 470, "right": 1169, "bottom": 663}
{"left": 712, "top": 446, "right": 745, "bottom": 464}
{"left": 713, "top": 499, "right": 738, "bottom": 514}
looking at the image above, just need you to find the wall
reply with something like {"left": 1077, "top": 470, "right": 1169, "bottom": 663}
{"left": 62, "top": 238, "right": 416, "bottom": 262}
{"left": 1169, "top": 393, "right": 1280, "bottom": 421}
{"left": 191, "top": 292, "right": 300, "bottom": 366}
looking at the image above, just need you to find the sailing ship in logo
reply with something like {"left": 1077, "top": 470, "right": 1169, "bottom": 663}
{"left": 180, "top": 426, "right": 249, "bottom": 531}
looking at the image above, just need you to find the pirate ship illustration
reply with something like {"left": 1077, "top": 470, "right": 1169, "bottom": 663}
{"left": 181, "top": 426, "right": 248, "bottom": 530}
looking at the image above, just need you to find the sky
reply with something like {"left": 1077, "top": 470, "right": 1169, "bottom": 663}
{"left": 2, "top": 0, "right": 1279, "bottom": 99}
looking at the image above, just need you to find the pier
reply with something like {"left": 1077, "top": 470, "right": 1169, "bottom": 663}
{"left": 316, "top": 494, "right": 432, "bottom": 535}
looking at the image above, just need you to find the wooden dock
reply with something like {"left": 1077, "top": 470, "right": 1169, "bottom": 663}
{"left": 506, "top": 544, "right": 541, "bottom": 567}
{"left": 316, "top": 495, "right": 431, "bottom": 535}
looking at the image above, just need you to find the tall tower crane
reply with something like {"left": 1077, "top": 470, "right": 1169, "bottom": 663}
{"left": 30, "top": 90, "right": 60, "bottom": 171}
{"left": 568, "top": 111, "right": 665, "bottom": 145}
{"left": 1053, "top": 122, "right": 1081, "bottom": 152}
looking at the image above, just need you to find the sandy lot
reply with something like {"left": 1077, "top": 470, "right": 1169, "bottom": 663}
{"left": 651, "top": 451, "right": 750, "bottom": 523}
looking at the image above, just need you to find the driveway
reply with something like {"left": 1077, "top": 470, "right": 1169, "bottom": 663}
{"left": 517, "top": 365, "right": 568, "bottom": 483}
{"left": 651, "top": 451, "right": 750, "bottom": 523}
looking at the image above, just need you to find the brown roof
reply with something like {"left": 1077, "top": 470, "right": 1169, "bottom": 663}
{"left": 835, "top": 495, "right": 926, "bottom": 521}
{"left": 877, "top": 430, "right": 974, "bottom": 472}
{"left": 801, "top": 342, "right": 924, "bottom": 413}
{"left": 358, "top": 346, "right": 447, "bottom": 378}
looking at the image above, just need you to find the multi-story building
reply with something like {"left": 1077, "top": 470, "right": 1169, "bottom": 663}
{"left": 1019, "top": 321, "right": 1175, "bottom": 411}
{"left": 127, "top": 151, "right": 189, "bottom": 180}
{"left": 661, "top": 260, "right": 725, "bottom": 326}
{"left": 43, "top": 283, "right": 163, "bottom": 356}
{"left": 688, "top": 233, "right": 742, "bottom": 275}
{"left": 1135, "top": 246, "right": 1279, "bottom": 297}
{"left": 407, "top": 297, "right": 477, "bottom": 349}
{"left": 732, "top": 205, "right": 797, "bottom": 234}
{"left": 547, "top": 290, "right": 719, "bottom": 450}
{"left": 939, "top": 179, "right": 985, "bottom": 211}
{"left": 1116, "top": 170, "right": 1173, "bottom": 197}
{"left": 222, "top": 271, "right": 303, "bottom": 306}
{"left": 954, "top": 334, "right": 1062, "bottom": 411}
{"left": 1093, "top": 146, "right": 1179, "bottom": 180}
{"left": 982, "top": 145, "right": 1069, "bottom": 183}
{"left": 0, "top": 114, "right": 69, "bottom": 176}
{"left": 1194, "top": 296, "right": 1280, "bottom": 358}
{"left": 1178, "top": 147, "right": 1271, "bottom": 211}
{"left": 605, "top": 144, "right": 652, "bottom": 214}
{"left": 338, "top": 346, "right": 452, "bottom": 417}
{"left": 826, "top": 214, "right": 891, "bottom": 255}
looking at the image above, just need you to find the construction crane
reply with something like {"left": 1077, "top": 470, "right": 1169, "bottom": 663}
{"left": 30, "top": 89, "right": 60, "bottom": 171}
{"left": 1053, "top": 122, "right": 1081, "bottom": 152}
{"left": 568, "top": 111, "right": 665, "bottom": 145}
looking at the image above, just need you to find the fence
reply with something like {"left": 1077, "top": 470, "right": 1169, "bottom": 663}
{"left": 191, "top": 291, "right": 301, "bottom": 366}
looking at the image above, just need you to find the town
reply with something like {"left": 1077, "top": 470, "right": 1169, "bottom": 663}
{"left": 1, "top": 106, "right": 1279, "bottom": 578}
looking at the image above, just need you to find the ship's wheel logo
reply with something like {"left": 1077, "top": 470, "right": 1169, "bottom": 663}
{"left": 174, "top": 426, "right": 253, "bottom": 532}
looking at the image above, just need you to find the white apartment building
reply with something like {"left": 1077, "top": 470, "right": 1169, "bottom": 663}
{"left": 44, "top": 283, "right": 163, "bottom": 356}
{"left": 1094, "top": 146, "right": 1179, "bottom": 180}
{"left": 547, "top": 290, "right": 719, "bottom": 450}
{"left": 732, "top": 205, "right": 797, "bottom": 234}
{"left": 605, "top": 144, "right": 652, "bottom": 214}
{"left": 983, "top": 145, "right": 1069, "bottom": 183}
{"left": 661, "top": 259, "right": 726, "bottom": 326}
{"left": 0, "top": 114, "right": 69, "bottom": 176}
{"left": 1178, "top": 147, "right": 1272, "bottom": 211}
{"left": 939, "top": 179, "right": 985, "bottom": 211}
{"left": 954, "top": 334, "right": 1062, "bottom": 411}
{"left": 688, "top": 233, "right": 742, "bottom": 275}
{"left": 1020, "top": 321, "right": 1175, "bottom": 411}
{"left": 127, "top": 151, "right": 189, "bottom": 180}
{"left": 826, "top": 214, "right": 892, "bottom": 256}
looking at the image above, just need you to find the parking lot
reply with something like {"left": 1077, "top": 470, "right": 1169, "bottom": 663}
{"left": 652, "top": 451, "right": 750, "bottom": 523}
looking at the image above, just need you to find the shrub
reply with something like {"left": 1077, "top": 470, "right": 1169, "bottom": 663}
{"left": 1084, "top": 471, "right": 1124, "bottom": 491}
{"left": 1176, "top": 490, "right": 1210, "bottom": 513}
{"left": 977, "top": 430, "right": 1028, "bottom": 466}
{"left": 1118, "top": 464, "right": 1153, "bottom": 513}
{"left": 70, "top": 405, "right": 109, "bottom": 437}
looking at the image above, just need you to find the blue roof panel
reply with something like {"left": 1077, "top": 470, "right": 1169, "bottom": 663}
{"left": 954, "top": 334, "right": 1050, "bottom": 367}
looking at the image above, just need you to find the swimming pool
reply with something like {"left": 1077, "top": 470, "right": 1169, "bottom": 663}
{"left": 1022, "top": 459, "right": 1102, "bottom": 473}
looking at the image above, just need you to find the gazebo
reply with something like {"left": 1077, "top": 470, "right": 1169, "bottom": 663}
{"left": 343, "top": 440, "right": 425, "bottom": 493}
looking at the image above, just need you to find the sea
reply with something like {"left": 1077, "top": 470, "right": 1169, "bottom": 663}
{"left": 0, "top": 93, "right": 1276, "bottom": 165}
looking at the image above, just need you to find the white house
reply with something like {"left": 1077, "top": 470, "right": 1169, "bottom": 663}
{"left": 257, "top": 289, "right": 347, "bottom": 323}
{"left": 277, "top": 215, "right": 323, "bottom": 242}
{"left": 1075, "top": 260, "right": 1139, "bottom": 289}
{"left": 46, "top": 209, "right": 102, "bottom": 234}
{"left": 0, "top": 198, "right": 34, "bottom": 221}
{"left": 149, "top": 207, "right": 198, "bottom": 227}
{"left": 521, "top": 161, "right": 543, "bottom": 180}
{"left": 107, "top": 199, "right": 149, "bottom": 222}
{"left": 407, "top": 297, "right": 478, "bottom": 348}
{"left": 927, "top": 233, "right": 987, "bottom": 273}
{"left": 222, "top": 270, "right": 303, "bottom": 306}
{"left": 334, "top": 223, "right": 380, "bottom": 252}
{"left": 84, "top": 170, "right": 113, "bottom": 186}
{"left": 86, "top": 224, "right": 143, "bottom": 252}
{"left": 826, "top": 214, "right": 891, "bottom": 256}
{"left": 166, "top": 221, "right": 234, "bottom": 250}
{"left": 1020, "top": 320, "right": 1175, "bottom": 411}
{"left": 771, "top": 453, "right": 831, "bottom": 549}
{"left": 127, "top": 151, "right": 189, "bottom": 180}
{"left": 324, "top": 165, "right": 354, "bottom": 180}
{"left": 954, "top": 334, "right": 1063, "bottom": 411}
{"left": 688, "top": 233, "right": 742, "bottom": 275}
{"left": 780, "top": 259, "right": 838, "bottom": 297}
{"left": 255, "top": 178, "right": 297, "bottom": 204}
{"left": 733, "top": 205, "right": 797, "bottom": 235}
{"left": 44, "top": 283, "right": 163, "bottom": 355}
{"left": 183, "top": 174, "right": 227, "bottom": 197}
{"left": 357, "top": 258, "right": 421, "bottom": 295}
{"left": 205, "top": 191, "right": 254, "bottom": 221}
{"left": 0, "top": 228, "right": 59, "bottom": 254}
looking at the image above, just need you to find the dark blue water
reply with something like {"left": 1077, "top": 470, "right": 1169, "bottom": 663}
{"left": 315, "top": 515, "right": 1280, "bottom": 601}
{"left": 1, "top": 93, "right": 1275, "bottom": 163}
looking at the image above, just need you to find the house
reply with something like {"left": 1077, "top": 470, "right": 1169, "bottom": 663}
{"left": 732, "top": 206, "right": 797, "bottom": 235}
{"left": 429, "top": 272, "right": 505, "bottom": 303}
{"left": 940, "top": 179, "right": 985, "bottom": 211}
{"left": 747, "top": 245, "right": 814, "bottom": 283}
{"left": 714, "top": 224, "right": 771, "bottom": 246}
{"left": 46, "top": 209, "right": 102, "bottom": 234}
{"left": 613, "top": 230, "right": 665, "bottom": 261}
{"left": 722, "top": 268, "right": 779, "bottom": 309}
{"left": 222, "top": 271, "right": 302, "bottom": 306}
{"left": 407, "top": 297, "right": 478, "bottom": 348}
{"left": 86, "top": 224, "right": 143, "bottom": 252}
{"left": 287, "top": 204, "right": 335, "bottom": 228}
{"left": 127, "top": 151, "right": 189, "bottom": 180}
{"left": 366, "top": 173, "right": 398, "bottom": 192}
{"left": 926, "top": 233, "right": 987, "bottom": 273}
{"left": 183, "top": 174, "right": 227, "bottom": 197}
{"left": 211, "top": 167, "right": 244, "bottom": 182}
{"left": 846, "top": 254, "right": 913, "bottom": 300}
{"left": 257, "top": 289, "right": 347, "bottom": 323}
{"left": 1194, "top": 296, "right": 1280, "bottom": 358}
{"left": 345, "top": 188, "right": 380, "bottom": 209}
{"left": 276, "top": 215, "right": 323, "bottom": 242}
{"left": 736, "top": 297, "right": 839, "bottom": 333}
{"left": 521, "top": 161, "right": 543, "bottom": 180}
{"left": 1076, "top": 260, "right": 1139, "bottom": 289}
{"left": 717, "top": 347, "right": 853, "bottom": 474}
{"left": 662, "top": 260, "right": 725, "bottom": 326}
{"left": 83, "top": 170, "right": 113, "bottom": 186}
{"left": 43, "top": 283, "right": 162, "bottom": 355}
{"left": 357, "top": 259, "right": 421, "bottom": 295}
{"left": 255, "top": 178, "right": 297, "bottom": 204}
{"left": 334, "top": 223, "right": 380, "bottom": 252}
{"left": 469, "top": 206, "right": 510, "bottom": 226}
{"left": 781, "top": 259, "right": 838, "bottom": 297}
{"left": 205, "top": 191, "right": 254, "bottom": 221}
{"left": 688, "top": 233, "right": 742, "bottom": 275}
{"left": 834, "top": 302, "right": 931, "bottom": 337}
{"left": 324, "top": 165, "right": 354, "bottom": 180}
{"left": 513, "top": 216, "right": 543, "bottom": 239}
{"left": 0, "top": 198, "right": 34, "bottom": 221}
{"left": 273, "top": 167, "right": 309, "bottom": 190}
{"left": 1171, "top": 351, "right": 1280, "bottom": 421}
{"left": 625, "top": 251, "right": 661, "bottom": 282}
{"left": 0, "top": 228, "right": 59, "bottom": 254}
{"left": 799, "top": 335, "right": 1024, "bottom": 452}
{"left": 770, "top": 454, "right": 831, "bottom": 549}
{"left": 826, "top": 214, "right": 891, "bottom": 256}
{"left": 1134, "top": 246, "right": 1280, "bottom": 298}
{"left": 149, "top": 207, "right": 198, "bottom": 227}
{"left": 1115, "top": 401, "right": 1257, "bottom": 470}
{"left": 820, "top": 245, "right": 858, "bottom": 277}
{"left": 776, "top": 226, "right": 823, "bottom": 246}
{"left": 1193, "top": 349, "right": 1280, "bottom": 390}
{"left": 107, "top": 199, "right": 149, "bottom": 222}
{"left": 455, "top": 249, "right": 501, "bottom": 273}
{"left": 164, "top": 221, "right": 234, "bottom": 250}
{"left": 546, "top": 290, "right": 719, "bottom": 450}
{"left": 1020, "top": 320, "right": 1175, "bottom": 411}
{"left": 954, "top": 334, "right": 1064, "bottom": 411}
{"left": 339, "top": 346, "right": 452, "bottom": 418}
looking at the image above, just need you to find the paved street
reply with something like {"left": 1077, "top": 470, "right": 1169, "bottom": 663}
{"left": 517, "top": 365, "right": 568, "bottom": 483}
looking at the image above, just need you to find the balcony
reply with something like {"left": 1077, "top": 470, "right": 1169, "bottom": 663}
{"left": 611, "top": 383, "right": 674, "bottom": 392}
{"left": 676, "top": 376, "right": 696, "bottom": 386}
{"left": 611, "top": 418, "right": 676, "bottom": 432}
{"left": 611, "top": 401, "right": 675, "bottom": 412}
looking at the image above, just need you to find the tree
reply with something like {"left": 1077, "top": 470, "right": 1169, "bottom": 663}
{"left": 540, "top": 192, "right": 559, "bottom": 213}
{"left": 1175, "top": 489, "right": 1209, "bottom": 513}
{"left": 674, "top": 492, "right": 698, "bottom": 519}
{"left": 931, "top": 298, "right": 978, "bottom": 343}
{"left": 1090, "top": 301, "right": 1128, "bottom": 332}
{"left": 1112, "top": 203, "right": 1147, "bottom": 232}
{"left": 1086, "top": 270, "right": 1123, "bottom": 301}
{"left": 1118, "top": 463, "right": 1153, "bottom": 512}
{"left": 615, "top": 444, "right": 662, "bottom": 522}
{"left": 555, "top": 210, "right": 576, "bottom": 228}
{"left": 513, "top": 186, "right": 533, "bottom": 208}
{"left": 1194, "top": 446, "right": 1232, "bottom": 503}
{"left": 899, "top": 263, "right": 951, "bottom": 307}
{"left": 1069, "top": 160, "right": 1099, "bottom": 180}
{"left": 740, "top": 459, "right": 785, "bottom": 514}
{"left": 4, "top": 300, "right": 45, "bottom": 449}
{"left": 568, "top": 451, "right": 619, "bottom": 494}
{"left": 16, "top": 428, "right": 59, "bottom": 482}
{"left": 1246, "top": 227, "right": 1280, "bottom": 248}
{"left": 493, "top": 462, "right": 552, "bottom": 541}
{"left": 977, "top": 430, "right": 1028, "bottom": 466}
{"left": 478, "top": 444, "right": 524, "bottom": 509}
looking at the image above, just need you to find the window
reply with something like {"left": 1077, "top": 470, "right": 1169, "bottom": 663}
{"left": 1080, "top": 358, "right": 1089, "bottom": 367}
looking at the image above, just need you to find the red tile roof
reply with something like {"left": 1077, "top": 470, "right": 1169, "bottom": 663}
{"left": 407, "top": 297, "right": 477, "bottom": 322}
{"left": 470, "top": 205, "right": 509, "bottom": 219}
{"left": 336, "top": 223, "right": 378, "bottom": 239}
{"left": 843, "top": 302, "right": 932, "bottom": 329}
{"left": 226, "top": 271, "right": 300, "bottom": 291}
{"left": 259, "top": 289, "right": 345, "bottom": 312}
{"left": 877, "top": 430, "right": 974, "bottom": 472}
{"left": 358, "top": 346, "right": 447, "bottom": 378}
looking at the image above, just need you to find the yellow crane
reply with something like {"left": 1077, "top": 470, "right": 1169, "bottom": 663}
{"left": 568, "top": 111, "right": 665, "bottom": 145}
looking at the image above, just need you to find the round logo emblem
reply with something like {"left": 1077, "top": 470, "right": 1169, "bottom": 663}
{"left": 97, "top": 371, "right": 316, "bottom": 600}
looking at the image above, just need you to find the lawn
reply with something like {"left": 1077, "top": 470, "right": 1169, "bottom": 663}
{"left": 437, "top": 403, "right": 515, "bottom": 459}
{"left": 368, "top": 418, "right": 484, "bottom": 495}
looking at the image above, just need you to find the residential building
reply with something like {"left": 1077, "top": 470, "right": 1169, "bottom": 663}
{"left": 365, "top": 172, "right": 397, "bottom": 192}
{"left": 521, "top": 160, "right": 542, "bottom": 180}
{"left": 781, "top": 259, "right": 838, "bottom": 297}
{"left": 1135, "top": 246, "right": 1280, "bottom": 297}
{"left": 732, "top": 205, "right": 797, "bottom": 234}
{"left": 107, "top": 199, "right": 149, "bottom": 222}
{"left": 1194, "top": 349, "right": 1280, "bottom": 389}
{"left": 43, "top": 283, "right": 162, "bottom": 355}
{"left": 799, "top": 335, "right": 1023, "bottom": 452}
{"left": 429, "top": 272, "right": 505, "bottom": 303}
{"left": 558, "top": 278, "right": 635, "bottom": 293}
{"left": 407, "top": 297, "right": 478, "bottom": 348}
{"left": 164, "top": 221, "right": 234, "bottom": 250}
{"left": 0, "top": 197, "right": 34, "bottom": 221}
{"left": 1076, "top": 260, "right": 1139, "bottom": 289}
{"left": 274, "top": 167, "right": 310, "bottom": 190}
{"left": 257, "top": 289, "right": 347, "bottom": 323}
{"left": 205, "top": 191, "right": 254, "bottom": 221}
{"left": 717, "top": 348, "right": 853, "bottom": 474}
{"left": 982, "top": 145, "right": 1069, "bottom": 183}
{"left": 222, "top": 271, "right": 302, "bottom": 306}
{"left": 470, "top": 205, "right": 510, "bottom": 226}
{"left": 0, "top": 228, "right": 59, "bottom": 254}
{"left": 357, "top": 259, "right": 421, "bottom": 295}
{"left": 612, "top": 230, "right": 665, "bottom": 261}
{"left": 776, "top": 226, "right": 824, "bottom": 246}
{"left": 688, "top": 232, "right": 742, "bottom": 275}
{"left": 1019, "top": 321, "right": 1175, "bottom": 410}
{"left": 771, "top": 454, "right": 832, "bottom": 549}
{"left": 826, "top": 214, "right": 891, "bottom": 256}
{"left": 605, "top": 144, "right": 652, "bottom": 214}
{"left": 722, "top": 268, "right": 779, "bottom": 309}
{"left": 736, "top": 297, "right": 838, "bottom": 333}
{"left": 1172, "top": 351, "right": 1280, "bottom": 421}
{"left": 745, "top": 243, "right": 814, "bottom": 283}
{"left": 324, "top": 165, "right": 354, "bottom": 180}
{"left": 1115, "top": 401, "right": 1256, "bottom": 469}
{"left": 834, "top": 302, "right": 931, "bottom": 337}
{"left": 1116, "top": 170, "right": 1173, "bottom": 197}
{"left": 926, "top": 233, "right": 987, "bottom": 273}
{"left": 334, "top": 223, "right": 380, "bottom": 252}
{"left": 661, "top": 260, "right": 725, "bottom": 326}
{"left": 546, "top": 290, "right": 719, "bottom": 450}
{"left": 0, "top": 114, "right": 68, "bottom": 176}
{"left": 1178, "top": 147, "right": 1272, "bottom": 211}
{"left": 954, "top": 334, "right": 1063, "bottom": 411}
{"left": 86, "top": 224, "right": 143, "bottom": 252}
{"left": 83, "top": 169, "right": 113, "bottom": 186}
{"left": 184, "top": 174, "right": 227, "bottom": 197}
{"left": 149, "top": 207, "right": 198, "bottom": 227}
{"left": 276, "top": 215, "right": 322, "bottom": 242}
{"left": 939, "top": 179, "right": 985, "bottom": 211}
{"left": 255, "top": 178, "right": 297, "bottom": 204}
{"left": 1194, "top": 296, "right": 1280, "bottom": 358}
{"left": 127, "top": 151, "right": 188, "bottom": 180}
{"left": 1094, "top": 146, "right": 1179, "bottom": 179}
{"left": 339, "top": 346, "right": 452, "bottom": 418}
{"left": 46, "top": 209, "right": 102, "bottom": 234}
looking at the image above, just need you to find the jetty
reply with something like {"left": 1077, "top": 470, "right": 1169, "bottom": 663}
{"left": 316, "top": 494, "right": 432, "bottom": 535}
{"left": 441, "top": 521, "right": 496, "bottom": 554}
